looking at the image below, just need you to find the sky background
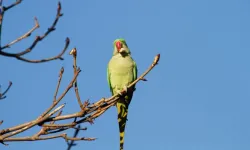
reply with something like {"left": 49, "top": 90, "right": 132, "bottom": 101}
{"left": 0, "top": 0, "right": 250, "bottom": 150}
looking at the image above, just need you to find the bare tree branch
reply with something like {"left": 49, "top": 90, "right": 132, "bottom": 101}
{"left": 0, "top": 46, "right": 160, "bottom": 144}
{"left": 1, "top": 17, "right": 39, "bottom": 50}
{"left": 0, "top": 1, "right": 70, "bottom": 63}
{"left": 0, "top": 37, "right": 69, "bottom": 63}
{"left": 70, "top": 48, "right": 84, "bottom": 110}
{"left": 4, "top": 133, "right": 95, "bottom": 142}
{"left": 3, "top": 0, "right": 22, "bottom": 12}
{"left": 15, "top": 2, "right": 63, "bottom": 56}
{"left": 0, "top": 81, "right": 12, "bottom": 100}
{"left": 54, "top": 67, "right": 64, "bottom": 102}
{"left": 67, "top": 125, "right": 81, "bottom": 150}
{"left": 0, "top": 104, "right": 65, "bottom": 141}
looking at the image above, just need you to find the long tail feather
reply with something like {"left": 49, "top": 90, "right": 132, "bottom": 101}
{"left": 117, "top": 101, "right": 128, "bottom": 150}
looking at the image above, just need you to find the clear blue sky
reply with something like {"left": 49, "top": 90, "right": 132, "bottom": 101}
{"left": 1, "top": 0, "right": 250, "bottom": 150}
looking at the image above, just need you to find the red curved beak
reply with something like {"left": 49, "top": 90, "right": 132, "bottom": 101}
{"left": 116, "top": 41, "right": 122, "bottom": 52}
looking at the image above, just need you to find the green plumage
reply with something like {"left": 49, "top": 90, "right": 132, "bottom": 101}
{"left": 107, "top": 39, "right": 137, "bottom": 150}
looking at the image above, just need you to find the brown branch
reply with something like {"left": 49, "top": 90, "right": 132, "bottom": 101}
{"left": 16, "top": 2, "right": 63, "bottom": 56}
{"left": 0, "top": 104, "right": 65, "bottom": 141}
{"left": 54, "top": 67, "right": 64, "bottom": 102}
{"left": 0, "top": 47, "right": 160, "bottom": 145}
{"left": 3, "top": 133, "right": 95, "bottom": 142}
{"left": 0, "top": 81, "right": 12, "bottom": 100}
{"left": 69, "top": 48, "right": 84, "bottom": 110}
{"left": 0, "top": 35, "right": 70, "bottom": 63}
{"left": 0, "top": 60, "right": 79, "bottom": 135}
{"left": 3, "top": 0, "right": 22, "bottom": 12}
{"left": 36, "top": 110, "right": 63, "bottom": 137}
{"left": 67, "top": 125, "right": 81, "bottom": 150}
{"left": 42, "top": 122, "right": 77, "bottom": 128}
{"left": 44, "top": 126, "right": 86, "bottom": 136}
{"left": 0, "top": 2, "right": 70, "bottom": 63}
{"left": 40, "top": 66, "right": 81, "bottom": 118}
{"left": 70, "top": 48, "right": 84, "bottom": 110}
{"left": 1, "top": 17, "right": 39, "bottom": 50}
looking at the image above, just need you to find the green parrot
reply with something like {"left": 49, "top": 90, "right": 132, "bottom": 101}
{"left": 107, "top": 38, "right": 137, "bottom": 150}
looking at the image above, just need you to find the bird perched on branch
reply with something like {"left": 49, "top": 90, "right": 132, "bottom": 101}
{"left": 107, "top": 38, "right": 137, "bottom": 150}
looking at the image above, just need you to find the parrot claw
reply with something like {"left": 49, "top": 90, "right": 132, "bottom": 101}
{"left": 117, "top": 90, "right": 123, "bottom": 96}
{"left": 123, "top": 85, "right": 128, "bottom": 93}
{"left": 117, "top": 86, "right": 128, "bottom": 96}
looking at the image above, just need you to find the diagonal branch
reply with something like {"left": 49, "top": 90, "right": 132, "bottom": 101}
{"left": 54, "top": 67, "right": 64, "bottom": 102}
{"left": 0, "top": 104, "right": 65, "bottom": 141}
{"left": 3, "top": 0, "right": 22, "bottom": 12}
{"left": 0, "top": 2, "right": 69, "bottom": 63}
{"left": 16, "top": 2, "right": 63, "bottom": 56}
{"left": 1, "top": 17, "right": 39, "bottom": 50}
{"left": 0, "top": 37, "right": 70, "bottom": 63}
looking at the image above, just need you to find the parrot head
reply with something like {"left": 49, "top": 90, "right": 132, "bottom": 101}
{"left": 113, "top": 38, "right": 131, "bottom": 56}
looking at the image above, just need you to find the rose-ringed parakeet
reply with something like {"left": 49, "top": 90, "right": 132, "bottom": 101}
{"left": 107, "top": 39, "right": 137, "bottom": 150}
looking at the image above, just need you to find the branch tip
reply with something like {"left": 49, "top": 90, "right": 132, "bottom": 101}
{"left": 69, "top": 47, "right": 77, "bottom": 56}
{"left": 0, "top": 81, "right": 13, "bottom": 100}
{"left": 66, "top": 37, "right": 70, "bottom": 44}
{"left": 34, "top": 17, "right": 39, "bottom": 27}
{"left": 153, "top": 53, "right": 160, "bottom": 65}
{"left": 58, "top": 2, "right": 62, "bottom": 12}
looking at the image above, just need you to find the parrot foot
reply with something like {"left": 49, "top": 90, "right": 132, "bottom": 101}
{"left": 117, "top": 90, "right": 123, "bottom": 96}
{"left": 123, "top": 85, "right": 128, "bottom": 93}
{"left": 117, "top": 86, "right": 128, "bottom": 96}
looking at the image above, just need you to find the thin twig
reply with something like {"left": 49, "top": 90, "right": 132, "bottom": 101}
{"left": 16, "top": 2, "right": 63, "bottom": 56}
{"left": 40, "top": 67, "right": 81, "bottom": 118}
{"left": 1, "top": 17, "right": 39, "bottom": 50}
{"left": 4, "top": 133, "right": 95, "bottom": 142}
{"left": 0, "top": 37, "right": 70, "bottom": 63}
{"left": 3, "top": 0, "right": 22, "bottom": 12}
{"left": 0, "top": 81, "right": 12, "bottom": 100}
{"left": 34, "top": 111, "right": 63, "bottom": 138}
{"left": 0, "top": 2, "right": 69, "bottom": 63}
{"left": 67, "top": 125, "right": 81, "bottom": 150}
{"left": 0, "top": 65, "right": 79, "bottom": 135}
{"left": 54, "top": 67, "right": 64, "bottom": 102}
{"left": 70, "top": 48, "right": 84, "bottom": 109}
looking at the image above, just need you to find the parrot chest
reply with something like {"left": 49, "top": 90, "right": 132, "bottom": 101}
{"left": 109, "top": 56, "right": 135, "bottom": 90}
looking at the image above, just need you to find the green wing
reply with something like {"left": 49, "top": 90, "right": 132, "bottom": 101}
{"left": 133, "top": 60, "right": 138, "bottom": 81}
{"left": 107, "top": 66, "right": 113, "bottom": 95}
